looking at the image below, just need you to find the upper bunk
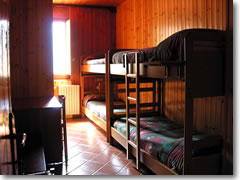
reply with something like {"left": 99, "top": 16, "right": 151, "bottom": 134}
{"left": 81, "top": 54, "right": 106, "bottom": 74}
{"left": 109, "top": 29, "right": 225, "bottom": 75}
{"left": 80, "top": 49, "right": 133, "bottom": 74}
{"left": 81, "top": 28, "right": 225, "bottom": 97}
{"left": 107, "top": 29, "right": 226, "bottom": 98}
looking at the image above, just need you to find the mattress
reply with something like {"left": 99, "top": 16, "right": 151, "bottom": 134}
{"left": 82, "top": 58, "right": 105, "bottom": 65}
{"left": 113, "top": 116, "right": 222, "bottom": 174}
{"left": 82, "top": 54, "right": 105, "bottom": 65}
{"left": 86, "top": 100, "right": 125, "bottom": 121}
{"left": 83, "top": 94, "right": 125, "bottom": 121}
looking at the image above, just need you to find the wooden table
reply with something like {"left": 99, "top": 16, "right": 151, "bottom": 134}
{"left": 12, "top": 96, "right": 63, "bottom": 174}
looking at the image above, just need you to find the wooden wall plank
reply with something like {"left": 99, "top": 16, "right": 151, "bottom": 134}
{"left": 201, "top": 0, "right": 207, "bottom": 28}
{"left": 181, "top": 0, "right": 186, "bottom": 30}
{"left": 10, "top": 0, "right": 53, "bottom": 100}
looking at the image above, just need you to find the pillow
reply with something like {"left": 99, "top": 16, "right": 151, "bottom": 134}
{"left": 82, "top": 54, "right": 105, "bottom": 64}
{"left": 83, "top": 94, "right": 105, "bottom": 106}
{"left": 112, "top": 50, "right": 140, "bottom": 64}
{"left": 154, "top": 28, "right": 225, "bottom": 62}
{"left": 153, "top": 30, "right": 184, "bottom": 61}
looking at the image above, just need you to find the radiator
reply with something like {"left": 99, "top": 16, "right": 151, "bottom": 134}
{"left": 58, "top": 85, "right": 80, "bottom": 116}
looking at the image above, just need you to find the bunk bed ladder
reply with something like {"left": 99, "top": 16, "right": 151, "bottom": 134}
{"left": 125, "top": 52, "right": 141, "bottom": 170}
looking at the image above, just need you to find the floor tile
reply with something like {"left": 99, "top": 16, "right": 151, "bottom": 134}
{"left": 116, "top": 151, "right": 127, "bottom": 159}
{"left": 106, "top": 156, "right": 130, "bottom": 167}
{"left": 67, "top": 156, "right": 87, "bottom": 173}
{"left": 68, "top": 154, "right": 87, "bottom": 166}
{"left": 75, "top": 152, "right": 98, "bottom": 161}
{"left": 78, "top": 139, "right": 99, "bottom": 146}
{"left": 68, "top": 167, "right": 95, "bottom": 175}
{"left": 67, "top": 146, "right": 84, "bottom": 159}
{"left": 125, "top": 161, "right": 137, "bottom": 169}
{"left": 73, "top": 144, "right": 92, "bottom": 152}
{"left": 90, "top": 153, "right": 114, "bottom": 164}
{"left": 95, "top": 142, "right": 110, "bottom": 150}
{"left": 68, "top": 137, "right": 84, "bottom": 144}
{"left": 96, "top": 164, "right": 123, "bottom": 175}
{"left": 85, "top": 146, "right": 106, "bottom": 154}
{"left": 102, "top": 148, "right": 122, "bottom": 158}
{"left": 117, "top": 168, "right": 142, "bottom": 175}
{"left": 92, "top": 171, "right": 109, "bottom": 175}
{"left": 78, "top": 161, "right": 105, "bottom": 172}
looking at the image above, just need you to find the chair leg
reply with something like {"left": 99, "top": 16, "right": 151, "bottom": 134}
{"left": 58, "top": 95, "right": 68, "bottom": 169}
{"left": 63, "top": 123, "right": 68, "bottom": 167}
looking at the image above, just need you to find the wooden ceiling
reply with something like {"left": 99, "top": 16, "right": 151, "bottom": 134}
{"left": 52, "top": 0, "right": 125, "bottom": 7}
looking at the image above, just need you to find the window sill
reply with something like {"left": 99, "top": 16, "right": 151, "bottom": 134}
{"left": 54, "top": 74, "right": 71, "bottom": 80}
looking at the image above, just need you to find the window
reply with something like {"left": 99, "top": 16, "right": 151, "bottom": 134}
{"left": 52, "top": 19, "right": 71, "bottom": 79}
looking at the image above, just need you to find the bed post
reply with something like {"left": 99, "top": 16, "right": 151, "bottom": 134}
{"left": 184, "top": 85, "right": 193, "bottom": 175}
{"left": 183, "top": 36, "right": 194, "bottom": 175}
{"left": 157, "top": 79, "right": 162, "bottom": 116}
{"left": 152, "top": 80, "right": 156, "bottom": 112}
{"left": 80, "top": 56, "right": 85, "bottom": 118}
{"left": 161, "top": 80, "right": 165, "bottom": 116}
{"left": 106, "top": 51, "right": 111, "bottom": 143}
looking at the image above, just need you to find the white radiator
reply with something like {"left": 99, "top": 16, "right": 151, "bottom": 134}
{"left": 58, "top": 85, "right": 80, "bottom": 116}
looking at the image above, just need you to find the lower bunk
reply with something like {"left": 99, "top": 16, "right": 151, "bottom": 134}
{"left": 82, "top": 94, "right": 126, "bottom": 132}
{"left": 110, "top": 116, "right": 222, "bottom": 175}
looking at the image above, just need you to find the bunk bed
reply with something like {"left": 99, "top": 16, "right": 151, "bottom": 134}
{"left": 80, "top": 54, "right": 108, "bottom": 132}
{"left": 106, "top": 29, "right": 226, "bottom": 175}
{"left": 80, "top": 53, "right": 157, "bottom": 140}
{"left": 80, "top": 55, "right": 130, "bottom": 133}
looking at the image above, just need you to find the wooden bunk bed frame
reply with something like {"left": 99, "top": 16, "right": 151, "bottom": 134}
{"left": 80, "top": 52, "right": 159, "bottom": 141}
{"left": 80, "top": 55, "right": 107, "bottom": 132}
{"left": 106, "top": 30, "right": 225, "bottom": 175}
{"left": 80, "top": 54, "right": 144, "bottom": 133}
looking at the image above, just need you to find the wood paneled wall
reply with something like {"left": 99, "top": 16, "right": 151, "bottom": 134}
{"left": 83, "top": 76, "right": 105, "bottom": 93}
{"left": 10, "top": 0, "right": 54, "bottom": 100}
{"left": 116, "top": 0, "right": 227, "bottom": 48}
{"left": 163, "top": 81, "right": 226, "bottom": 136}
{"left": 53, "top": 5, "right": 116, "bottom": 85}
{"left": 116, "top": 0, "right": 232, "bottom": 174}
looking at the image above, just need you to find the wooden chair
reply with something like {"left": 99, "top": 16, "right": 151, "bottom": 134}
{"left": 58, "top": 95, "right": 68, "bottom": 167}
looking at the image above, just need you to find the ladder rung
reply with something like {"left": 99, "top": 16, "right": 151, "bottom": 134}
{"left": 127, "top": 97, "right": 136, "bottom": 101}
{"left": 127, "top": 118, "right": 136, "bottom": 126}
{"left": 127, "top": 74, "right": 137, "bottom": 78}
{"left": 128, "top": 140, "right": 137, "bottom": 149}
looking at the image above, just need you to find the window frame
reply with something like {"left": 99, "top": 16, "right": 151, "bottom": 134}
{"left": 52, "top": 18, "right": 71, "bottom": 80}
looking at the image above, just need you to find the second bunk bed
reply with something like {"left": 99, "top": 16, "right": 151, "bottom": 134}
{"left": 80, "top": 54, "right": 120, "bottom": 133}
{"left": 106, "top": 29, "right": 225, "bottom": 175}
{"left": 80, "top": 53, "right": 156, "bottom": 140}
{"left": 80, "top": 53, "right": 134, "bottom": 134}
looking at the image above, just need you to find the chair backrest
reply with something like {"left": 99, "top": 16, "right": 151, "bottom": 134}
{"left": 58, "top": 95, "right": 66, "bottom": 121}
{"left": 58, "top": 95, "right": 65, "bottom": 106}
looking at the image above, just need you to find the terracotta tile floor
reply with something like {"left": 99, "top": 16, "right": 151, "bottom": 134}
{"left": 60, "top": 118, "right": 154, "bottom": 175}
